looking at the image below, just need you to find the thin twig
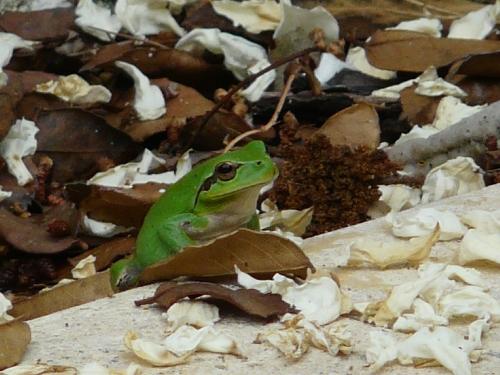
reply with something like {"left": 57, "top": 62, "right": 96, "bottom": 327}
{"left": 187, "top": 46, "right": 320, "bottom": 148}
{"left": 85, "top": 25, "right": 170, "bottom": 50}
{"left": 223, "top": 66, "right": 300, "bottom": 152}
{"left": 402, "top": 0, "right": 461, "bottom": 16}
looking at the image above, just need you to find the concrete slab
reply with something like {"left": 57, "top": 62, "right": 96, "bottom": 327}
{"left": 17, "top": 185, "right": 500, "bottom": 374}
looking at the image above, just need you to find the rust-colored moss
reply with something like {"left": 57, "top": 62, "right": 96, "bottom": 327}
{"left": 269, "top": 134, "right": 399, "bottom": 237}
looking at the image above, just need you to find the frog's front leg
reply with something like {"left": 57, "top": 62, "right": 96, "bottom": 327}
{"left": 246, "top": 213, "right": 260, "bottom": 230}
{"left": 156, "top": 213, "right": 210, "bottom": 256}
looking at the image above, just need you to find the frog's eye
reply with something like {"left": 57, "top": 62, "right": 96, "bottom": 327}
{"left": 215, "top": 162, "right": 238, "bottom": 181}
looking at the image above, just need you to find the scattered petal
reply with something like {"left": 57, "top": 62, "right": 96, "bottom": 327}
{"left": 387, "top": 17, "right": 442, "bottom": 37}
{"left": 88, "top": 149, "right": 190, "bottom": 188}
{"left": 0, "top": 32, "right": 36, "bottom": 87}
{"left": 439, "top": 286, "right": 500, "bottom": 320}
{"left": 421, "top": 157, "right": 485, "bottom": 204}
{"left": 393, "top": 125, "right": 439, "bottom": 146}
{"left": 367, "top": 318, "right": 490, "bottom": 375}
{"left": 388, "top": 208, "right": 467, "bottom": 241}
{"left": 372, "top": 66, "right": 466, "bottom": 99}
{"left": 2, "top": 364, "right": 76, "bottom": 375}
{"left": 259, "top": 199, "right": 312, "bottom": 236}
{"left": 163, "top": 325, "right": 240, "bottom": 357}
{"left": 176, "top": 28, "right": 274, "bottom": 101}
{"left": 124, "top": 326, "right": 240, "bottom": 366}
{"left": 460, "top": 209, "right": 500, "bottom": 234}
{"left": 393, "top": 298, "right": 448, "bottom": 332}
{"left": 448, "top": 4, "right": 499, "bottom": 40}
{"left": 115, "top": 0, "right": 185, "bottom": 37}
{"left": 0, "top": 292, "right": 13, "bottom": 324}
{"left": 0, "top": 118, "right": 39, "bottom": 186}
{"left": 71, "top": 255, "right": 97, "bottom": 279}
{"left": 348, "top": 225, "right": 440, "bottom": 269}
{"left": 212, "top": 0, "right": 282, "bottom": 33}
{"left": 431, "top": 96, "right": 486, "bottom": 130}
{"left": 314, "top": 52, "right": 350, "bottom": 85}
{"left": 35, "top": 74, "right": 112, "bottom": 104}
{"left": 236, "top": 268, "right": 348, "bottom": 325}
{"left": 274, "top": 3, "right": 338, "bottom": 43}
{"left": 345, "top": 47, "right": 396, "bottom": 80}
{"left": 162, "top": 300, "right": 220, "bottom": 333}
{"left": 75, "top": 0, "right": 122, "bottom": 42}
{"left": 115, "top": 61, "right": 166, "bottom": 121}
{"left": 459, "top": 229, "right": 500, "bottom": 265}
{"left": 82, "top": 215, "right": 132, "bottom": 238}
{"left": 124, "top": 331, "right": 190, "bottom": 367}
{"left": 367, "top": 184, "right": 421, "bottom": 218}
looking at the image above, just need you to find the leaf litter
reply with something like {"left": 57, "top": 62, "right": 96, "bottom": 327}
{"left": 0, "top": 0, "right": 499, "bottom": 373}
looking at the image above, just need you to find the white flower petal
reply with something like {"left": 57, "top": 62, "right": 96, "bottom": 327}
{"left": 163, "top": 300, "right": 219, "bottom": 333}
{"left": 0, "top": 118, "right": 39, "bottom": 186}
{"left": 36, "top": 74, "right": 112, "bottom": 104}
{"left": 115, "top": 61, "right": 166, "bottom": 121}
{"left": 421, "top": 156, "right": 484, "bottom": 204}
{"left": 115, "top": 0, "right": 185, "bottom": 37}
{"left": 75, "top": 0, "right": 122, "bottom": 42}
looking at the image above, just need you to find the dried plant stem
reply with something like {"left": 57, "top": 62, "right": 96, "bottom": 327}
{"left": 224, "top": 68, "right": 299, "bottom": 152}
{"left": 193, "top": 46, "right": 320, "bottom": 132}
{"left": 402, "top": 0, "right": 461, "bottom": 16}
{"left": 85, "top": 26, "right": 170, "bottom": 50}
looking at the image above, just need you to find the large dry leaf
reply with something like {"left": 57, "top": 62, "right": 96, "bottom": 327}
{"left": 322, "top": 0, "right": 482, "bottom": 42}
{"left": 9, "top": 271, "right": 113, "bottom": 321}
{"left": 105, "top": 80, "right": 214, "bottom": 142}
{"left": 136, "top": 281, "right": 292, "bottom": 319}
{"left": 81, "top": 46, "right": 233, "bottom": 94}
{"left": 365, "top": 30, "right": 500, "bottom": 73}
{"left": 317, "top": 102, "right": 380, "bottom": 149}
{"left": 72, "top": 183, "right": 166, "bottom": 228}
{"left": 1, "top": 71, "right": 58, "bottom": 103}
{"left": 140, "top": 229, "right": 313, "bottom": 284}
{"left": 0, "top": 8, "right": 75, "bottom": 41}
{"left": 182, "top": 111, "right": 260, "bottom": 151}
{"left": 452, "top": 51, "right": 500, "bottom": 78}
{"left": 400, "top": 85, "right": 441, "bottom": 125}
{"left": 33, "top": 108, "right": 140, "bottom": 182}
{"left": 0, "top": 319, "right": 31, "bottom": 370}
{"left": 0, "top": 204, "right": 81, "bottom": 254}
{"left": 69, "top": 237, "right": 136, "bottom": 272}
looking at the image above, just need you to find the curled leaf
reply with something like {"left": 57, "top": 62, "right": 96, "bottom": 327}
{"left": 136, "top": 281, "right": 291, "bottom": 319}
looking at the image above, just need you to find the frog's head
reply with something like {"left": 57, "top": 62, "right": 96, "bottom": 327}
{"left": 197, "top": 140, "right": 278, "bottom": 205}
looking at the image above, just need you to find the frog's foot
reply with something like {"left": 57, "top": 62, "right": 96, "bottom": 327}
{"left": 110, "top": 258, "right": 142, "bottom": 291}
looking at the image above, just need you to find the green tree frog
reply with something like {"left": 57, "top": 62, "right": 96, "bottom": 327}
{"left": 111, "top": 140, "right": 278, "bottom": 290}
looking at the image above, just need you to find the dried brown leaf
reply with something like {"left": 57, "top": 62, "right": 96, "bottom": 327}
{"left": 0, "top": 203, "right": 81, "bottom": 254}
{"left": 32, "top": 108, "right": 140, "bottom": 182}
{"left": 106, "top": 81, "right": 214, "bottom": 142}
{"left": 317, "top": 102, "right": 380, "bottom": 150}
{"left": 0, "top": 8, "right": 75, "bottom": 41}
{"left": 182, "top": 111, "right": 258, "bottom": 151}
{"left": 81, "top": 46, "right": 232, "bottom": 94}
{"left": 73, "top": 183, "right": 166, "bottom": 228}
{"left": 453, "top": 51, "right": 500, "bottom": 78}
{"left": 69, "top": 237, "right": 136, "bottom": 272}
{"left": 0, "top": 319, "right": 31, "bottom": 370}
{"left": 140, "top": 229, "right": 313, "bottom": 284}
{"left": 135, "top": 281, "right": 291, "bottom": 319}
{"left": 10, "top": 271, "right": 113, "bottom": 320}
{"left": 400, "top": 85, "right": 441, "bottom": 125}
{"left": 456, "top": 77, "right": 500, "bottom": 105}
{"left": 366, "top": 30, "right": 500, "bottom": 73}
